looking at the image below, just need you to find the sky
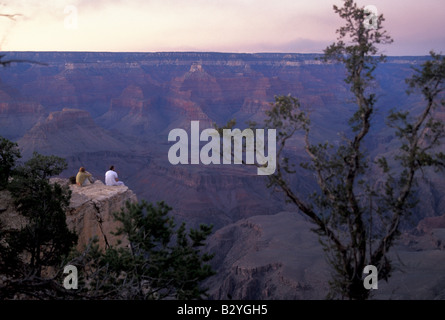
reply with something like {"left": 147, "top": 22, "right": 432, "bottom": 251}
{"left": 0, "top": 0, "right": 444, "bottom": 56}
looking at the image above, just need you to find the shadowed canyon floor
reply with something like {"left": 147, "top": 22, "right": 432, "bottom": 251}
{"left": 204, "top": 211, "right": 445, "bottom": 300}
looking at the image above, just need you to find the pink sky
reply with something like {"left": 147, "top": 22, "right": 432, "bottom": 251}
{"left": 0, "top": 0, "right": 444, "bottom": 55}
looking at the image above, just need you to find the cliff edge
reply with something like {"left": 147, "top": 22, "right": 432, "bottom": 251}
{"left": 0, "top": 178, "right": 137, "bottom": 252}
{"left": 61, "top": 179, "right": 137, "bottom": 250}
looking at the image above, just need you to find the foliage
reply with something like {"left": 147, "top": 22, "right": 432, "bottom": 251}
{"left": 73, "top": 200, "right": 215, "bottom": 300}
{"left": 0, "top": 136, "right": 21, "bottom": 190}
{"left": 5, "top": 152, "right": 77, "bottom": 278}
{"left": 0, "top": 140, "right": 214, "bottom": 299}
{"left": 237, "top": 0, "right": 445, "bottom": 299}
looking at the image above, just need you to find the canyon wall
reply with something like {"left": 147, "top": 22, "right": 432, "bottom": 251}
{"left": 204, "top": 211, "right": 445, "bottom": 300}
{"left": 0, "top": 52, "right": 444, "bottom": 299}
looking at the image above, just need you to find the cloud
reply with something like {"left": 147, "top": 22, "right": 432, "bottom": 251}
{"left": 1, "top": 0, "right": 444, "bottom": 55}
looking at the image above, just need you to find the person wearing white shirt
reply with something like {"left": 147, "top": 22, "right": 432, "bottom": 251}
{"left": 105, "top": 165, "right": 125, "bottom": 186}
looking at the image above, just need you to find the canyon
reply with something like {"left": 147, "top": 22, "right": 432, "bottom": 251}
{"left": 0, "top": 52, "right": 444, "bottom": 299}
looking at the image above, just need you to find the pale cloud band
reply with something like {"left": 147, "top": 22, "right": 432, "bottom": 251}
{"left": 0, "top": 0, "right": 444, "bottom": 55}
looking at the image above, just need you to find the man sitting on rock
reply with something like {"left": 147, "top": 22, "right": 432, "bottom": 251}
{"left": 76, "top": 167, "right": 95, "bottom": 187}
{"left": 105, "top": 165, "right": 125, "bottom": 186}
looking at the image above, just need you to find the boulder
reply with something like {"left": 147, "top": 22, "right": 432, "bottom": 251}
{"left": 65, "top": 179, "right": 137, "bottom": 250}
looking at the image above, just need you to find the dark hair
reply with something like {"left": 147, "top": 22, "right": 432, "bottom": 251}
{"left": 79, "top": 167, "right": 85, "bottom": 172}
{"left": 109, "top": 165, "right": 114, "bottom": 170}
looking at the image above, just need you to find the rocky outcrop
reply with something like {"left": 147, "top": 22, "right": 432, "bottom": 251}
{"left": 204, "top": 211, "right": 445, "bottom": 300}
{"left": 376, "top": 216, "right": 445, "bottom": 299}
{"left": 204, "top": 212, "right": 330, "bottom": 300}
{"left": 0, "top": 178, "right": 137, "bottom": 252}
{"left": 63, "top": 179, "right": 137, "bottom": 250}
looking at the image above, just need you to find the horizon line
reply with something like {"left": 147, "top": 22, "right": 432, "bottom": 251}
{"left": 1, "top": 50, "right": 434, "bottom": 58}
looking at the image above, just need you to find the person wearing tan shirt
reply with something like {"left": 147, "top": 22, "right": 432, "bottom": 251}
{"left": 76, "top": 167, "right": 94, "bottom": 186}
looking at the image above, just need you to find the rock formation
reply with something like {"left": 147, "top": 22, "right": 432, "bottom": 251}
{"left": 17, "top": 108, "right": 131, "bottom": 159}
{"left": 203, "top": 211, "right": 445, "bottom": 300}
{"left": 203, "top": 212, "right": 330, "bottom": 300}
{"left": 0, "top": 178, "right": 137, "bottom": 252}
{"left": 62, "top": 178, "right": 137, "bottom": 250}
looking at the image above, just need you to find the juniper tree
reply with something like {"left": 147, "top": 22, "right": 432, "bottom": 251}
{"left": 6, "top": 152, "right": 77, "bottom": 278}
{"left": 74, "top": 200, "right": 215, "bottom": 300}
{"left": 0, "top": 136, "right": 22, "bottom": 282}
{"left": 0, "top": 136, "right": 21, "bottom": 190}
{"left": 238, "top": 0, "right": 444, "bottom": 299}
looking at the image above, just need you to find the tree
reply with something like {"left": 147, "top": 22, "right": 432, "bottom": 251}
{"left": 72, "top": 200, "right": 215, "bottom": 300}
{"left": 0, "top": 137, "right": 24, "bottom": 279}
{"left": 5, "top": 152, "right": 77, "bottom": 279}
{"left": 230, "top": 0, "right": 444, "bottom": 299}
{"left": 0, "top": 136, "right": 21, "bottom": 190}
{"left": 0, "top": 143, "right": 214, "bottom": 299}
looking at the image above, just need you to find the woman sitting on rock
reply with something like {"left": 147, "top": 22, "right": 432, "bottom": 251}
{"left": 76, "top": 167, "right": 95, "bottom": 187}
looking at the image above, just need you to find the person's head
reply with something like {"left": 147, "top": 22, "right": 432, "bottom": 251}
{"left": 79, "top": 167, "right": 86, "bottom": 172}
{"left": 109, "top": 165, "right": 115, "bottom": 171}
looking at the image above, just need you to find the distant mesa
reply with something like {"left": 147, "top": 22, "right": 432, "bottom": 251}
{"left": 189, "top": 62, "right": 204, "bottom": 73}
{"left": 18, "top": 108, "right": 130, "bottom": 159}
{"left": 184, "top": 62, "right": 214, "bottom": 81}
{"left": 46, "top": 108, "right": 94, "bottom": 127}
